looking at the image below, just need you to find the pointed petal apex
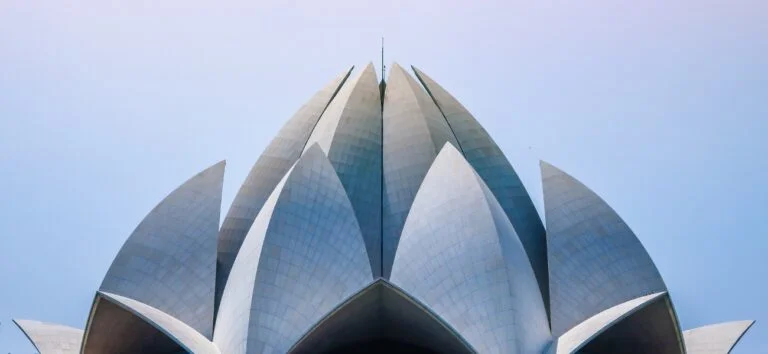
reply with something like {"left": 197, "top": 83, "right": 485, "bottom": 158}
{"left": 196, "top": 160, "right": 226, "bottom": 184}
{"left": 540, "top": 160, "right": 566, "bottom": 179}
{"left": 437, "top": 140, "right": 461, "bottom": 156}
{"left": 303, "top": 141, "right": 326, "bottom": 159}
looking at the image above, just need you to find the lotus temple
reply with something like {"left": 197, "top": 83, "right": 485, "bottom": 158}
{"left": 13, "top": 63, "right": 754, "bottom": 353}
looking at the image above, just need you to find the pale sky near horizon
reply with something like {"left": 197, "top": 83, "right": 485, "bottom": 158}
{"left": 1, "top": 0, "right": 767, "bottom": 352}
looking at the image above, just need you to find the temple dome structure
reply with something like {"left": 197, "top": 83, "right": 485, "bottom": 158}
{"left": 14, "top": 63, "right": 754, "bottom": 354}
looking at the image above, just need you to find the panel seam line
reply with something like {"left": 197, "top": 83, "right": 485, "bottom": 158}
{"left": 298, "top": 66, "right": 355, "bottom": 153}
{"left": 411, "top": 66, "right": 466, "bottom": 155}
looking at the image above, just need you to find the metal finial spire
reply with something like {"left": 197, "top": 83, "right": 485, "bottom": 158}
{"left": 381, "top": 37, "right": 385, "bottom": 79}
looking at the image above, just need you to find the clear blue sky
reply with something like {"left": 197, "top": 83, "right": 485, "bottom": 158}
{"left": 1, "top": 1, "right": 766, "bottom": 352}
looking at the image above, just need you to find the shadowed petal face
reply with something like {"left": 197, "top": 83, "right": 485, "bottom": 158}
{"left": 82, "top": 292, "right": 220, "bottom": 354}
